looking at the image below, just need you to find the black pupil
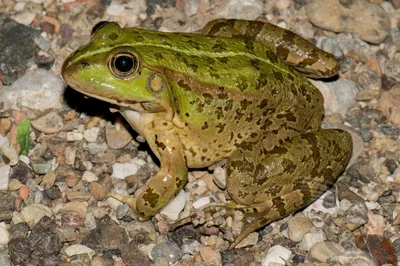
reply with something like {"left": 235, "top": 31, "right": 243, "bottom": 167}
{"left": 114, "top": 55, "right": 134, "bottom": 73}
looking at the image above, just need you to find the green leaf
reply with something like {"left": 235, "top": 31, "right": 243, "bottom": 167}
{"left": 16, "top": 119, "right": 31, "bottom": 156}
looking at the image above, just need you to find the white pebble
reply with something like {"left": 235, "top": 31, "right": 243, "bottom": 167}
{"left": 65, "top": 244, "right": 95, "bottom": 259}
{"left": 0, "top": 143, "right": 19, "bottom": 166}
{"left": 107, "top": 4, "right": 125, "bottom": 16}
{"left": 0, "top": 165, "right": 10, "bottom": 191}
{"left": 107, "top": 197, "right": 124, "bottom": 211}
{"left": 299, "top": 231, "right": 327, "bottom": 251}
{"left": 161, "top": 190, "right": 186, "bottom": 221}
{"left": 66, "top": 132, "right": 83, "bottom": 141}
{"left": 82, "top": 171, "right": 98, "bottom": 182}
{"left": 0, "top": 222, "right": 9, "bottom": 245}
{"left": 192, "top": 197, "right": 210, "bottom": 209}
{"left": 83, "top": 127, "right": 99, "bottom": 142}
{"left": 262, "top": 245, "right": 292, "bottom": 266}
{"left": 112, "top": 163, "right": 139, "bottom": 179}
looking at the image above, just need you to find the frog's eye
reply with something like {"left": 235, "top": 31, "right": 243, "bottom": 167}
{"left": 109, "top": 52, "right": 139, "bottom": 79}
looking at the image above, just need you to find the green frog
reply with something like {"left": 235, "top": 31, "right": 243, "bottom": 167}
{"left": 62, "top": 19, "right": 352, "bottom": 249}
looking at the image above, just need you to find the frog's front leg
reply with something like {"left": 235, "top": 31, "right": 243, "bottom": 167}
{"left": 109, "top": 130, "right": 188, "bottom": 221}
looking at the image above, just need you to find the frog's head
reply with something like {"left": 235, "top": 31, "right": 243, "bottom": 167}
{"left": 62, "top": 22, "right": 169, "bottom": 113}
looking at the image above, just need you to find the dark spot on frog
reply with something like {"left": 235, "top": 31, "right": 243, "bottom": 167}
{"left": 218, "top": 57, "right": 229, "bottom": 64}
{"left": 237, "top": 133, "right": 243, "bottom": 139}
{"left": 243, "top": 39, "right": 255, "bottom": 53}
{"left": 257, "top": 75, "right": 268, "bottom": 89}
{"left": 142, "top": 188, "right": 160, "bottom": 208}
{"left": 215, "top": 106, "right": 224, "bottom": 119}
{"left": 154, "top": 52, "right": 164, "bottom": 60}
{"left": 81, "top": 61, "right": 89, "bottom": 68}
{"left": 250, "top": 132, "right": 258, "bottom": 138}
{"left": 202, "top": 148, "right": 208, "bottom": 153}
{"left": 240, "top": 99, "right": 251, "bottom": 110}
{"left": 265, "top": 50, "right": 278, "bottom": 64}
{"left": 262, "top": 107, "right": 275, "bottom": 117}
{"left": 276, "top": 46, "right": 290, "bottom": 60}
{"left": 196, "top": 102, "right": 205, "bottom": 113}
{"left": 154, "top": 136, "right": 166, "bottom": 150}
{"left": 260, "top": 120, "right": 273, "bottom": 130}
{"left": 175, "top": 178, "right": 186, "bottom": 189}
{"left": 178, "top": 80, "right": 192, "bottom": 92}
{"left": 269, "top": 146, "right": 288, "bottom": 155}
{"left": 135, "top": 35, "right": 145, "bottom": 42}
{"left": 201, "top": 122, "right": 209, "bottom": 130}
{"left": 202, "top": 93, "right": 213, "bottom": 104}
{"left": 273, "top": 70, "right": 284, "bottom": 82}
{"left": 234, "top": 109, "right": 244, "bottom": 120}
{"left": 201, "top": 156, "right": 206, "bottom": 161}
{"left": 245, "top": 113, "right": 254, "bottom": 122}
{"left": 216, "top": 123, "right": 225, "bottom": 133}
{"left": 276, "top": 113, "right": 297, "bottom": 122}
{"left": 187, "top": 40, "right": 200, "bottom": 50}
{"left": 182, "top": 57, "right": 198, "bottom": 73}
{"left": 162, "top": 122, "right": 168, "bottom": 126}
{"left": 257, "top": 99, "right": 268, "bottom": 109}
{"left": 250, "top": 59, "right": 260, "bottom": 70}
{"left": 231, "top": 158, "right": 255, "bottom": 174}
{"left": 224, "top": 100, "right": 233, "bottom": 111}
{"left": 108, "top": 33, "right": 118, "bottom": 41}
{"left": 217, "top": 87, "right": 228, "bottom": 99}
{"left": 229, "top": 132, "right": 235, "bottom": 142}
{"left": 272, "top": 197, "right": 287, "bottom": 216}
{"left": 212, "top": 40, "right": 228, "bottom": 52}
{"left": 264, "top": 185, "right": 284, "bottom": 197}
{"left": 185, "top": 112, "right": 190, "bottom": 117}
{"left": 254, "top": 164, "right": 268, "bottom": 185}
{"left": 235, "top": 75, "right": 248, "bottom": 91}
{"left": 188, "top": 147, "right": 197, "bottom": 157}
{"left": 207, "top": 58, "right": 215, "bottom": 65}
{"left": 236, "top": 140, "right": 256, "bottom": 151}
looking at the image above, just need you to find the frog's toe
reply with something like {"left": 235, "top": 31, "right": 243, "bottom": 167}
{"left": 106, "top": 192, "right": 138, "bottom": 212}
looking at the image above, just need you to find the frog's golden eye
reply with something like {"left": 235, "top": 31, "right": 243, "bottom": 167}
{"left": 109, "top": 52, "right": 139, "bottom": 79}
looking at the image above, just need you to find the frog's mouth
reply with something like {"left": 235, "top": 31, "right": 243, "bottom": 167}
{"left": 73, "top": 88, "right": 146, "bottom": 112}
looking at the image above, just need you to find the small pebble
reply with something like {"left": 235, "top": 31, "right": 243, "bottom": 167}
{"left": 19, "top": 186, "right": 30, "bottom": 200}
{"left": 298, "top": 230, "right": 327, "bottom": 251}
{"left": 82, "top": 171, "right": 98, "bottom": 182}
{"left": 0, "top": 165, "right": 10, "bottom": 191}
{"left": 213, "top": 167, "right": 226, "bottom": 189}
{"left": 160, "top": 190, "right": 186, "bottom": 220}
{"left": 83, "top": 127, "right": 99, "bottom": 142}
{"left": 0, "top": 143, "right": 19, "bottom": 165}
{"left": 0, "top": 222, "right": 10, "bottom": 245}
{"left": 112, "top": 163, "right": 139, "bottom": 179}
{"left": 309, "top": 241, "right": 345, "bottom": 263}
{"left": 262, "top": 245, "right": 292, "bottom": 266}
{"left": 199, "top": 246, "right": 222, "bottom": 265}
{"left": 66, "top": 132, "right": 83, "bottom": 141}
{"left": 31, "top": 111, "right": 64, "bottom": 134}
{"left": 287, "top": 213, "right": 312, "bottom": 242}
{"left": 65, "top": 244, "right": 95, "bottom": 259}
{"left": 21, "top": 204, "right": 52, "bottom": 227}
{"left": 192, "top": 197, "right": 210, "bottom": 209}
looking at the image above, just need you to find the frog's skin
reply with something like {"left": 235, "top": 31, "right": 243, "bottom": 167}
{"left": 62, "top": 19, "right": 353, "bottom": 249}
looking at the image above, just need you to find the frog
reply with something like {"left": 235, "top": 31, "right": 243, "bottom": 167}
{"left": 62, "top": 19, "right": 353, "bottom": 249}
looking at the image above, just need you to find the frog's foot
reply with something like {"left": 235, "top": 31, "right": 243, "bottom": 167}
{"left": 169, "top": 202, "right": 267, "bottom": 249}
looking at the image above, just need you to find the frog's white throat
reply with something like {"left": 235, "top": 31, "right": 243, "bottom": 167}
{"left": 119, "top": 108, "right": 143, "bottom": 136}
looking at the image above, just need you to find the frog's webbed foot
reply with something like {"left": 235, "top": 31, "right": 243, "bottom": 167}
{"left": 170, "top": 202, "right": 265, "bottom": 250}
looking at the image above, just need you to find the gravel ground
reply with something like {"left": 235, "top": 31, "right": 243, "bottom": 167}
{"left": 0, "top": 0, "right": 400, "bottom": 265}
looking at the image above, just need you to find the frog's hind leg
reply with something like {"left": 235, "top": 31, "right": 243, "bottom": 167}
{"left": 225, "top": 128, "right": 352, "bottom": 249}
